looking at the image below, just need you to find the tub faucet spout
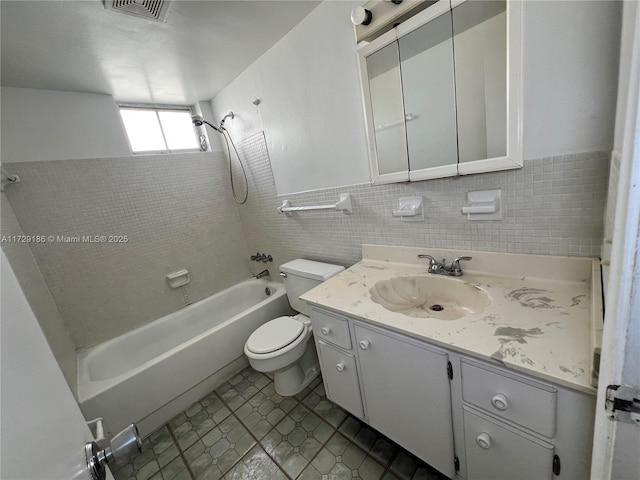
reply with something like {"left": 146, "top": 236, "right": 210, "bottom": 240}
{"left": 255, "top": 269, "right": 270, "bottom": 279}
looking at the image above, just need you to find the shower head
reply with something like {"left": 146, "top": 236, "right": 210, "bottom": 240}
{"left": 191, "top": 115, "right": 221, "bottom": 132}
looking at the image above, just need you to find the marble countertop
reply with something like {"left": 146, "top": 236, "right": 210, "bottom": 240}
{"left": 301, "top": 245, "right": 601, "bottom": 395}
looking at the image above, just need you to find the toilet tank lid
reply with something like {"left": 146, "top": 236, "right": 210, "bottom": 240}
{"left": 280, "top": 259, "right": 345, "bottom": 281}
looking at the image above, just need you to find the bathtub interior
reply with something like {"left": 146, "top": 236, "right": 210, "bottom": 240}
{"left": 77, "top": 279, "right": 293, "bottom": 436}
{"left": 78, "top": 280, "right": 285, "bottom": 387}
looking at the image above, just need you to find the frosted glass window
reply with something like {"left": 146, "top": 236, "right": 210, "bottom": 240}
{"left": 119, "top": 107, "right": 199, "bottom": 153}
{"left": 158, "top": 111, "right": 199, "bottom": 150}
{"left": 120, "top": 109, "right": 166, "bottom": 152}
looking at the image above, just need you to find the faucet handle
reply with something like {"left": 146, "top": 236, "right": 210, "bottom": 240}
{"left": 418, "top": 254, "right": 439, "bottom": 273}
{"left": 450, "top": 256, "right": 472, "bottom": 275}
{"left": 418, "top": 254, "right": 437, "bottom": 265}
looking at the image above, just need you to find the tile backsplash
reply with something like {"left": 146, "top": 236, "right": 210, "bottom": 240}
{"left": 3, "top": 135, "right": 608, "bottom": 353}
{"left": 3, "top": 152, "right": 251, "bottom": 349}
{"left": 234, "top": 133, "right": 608, "bottom": 271}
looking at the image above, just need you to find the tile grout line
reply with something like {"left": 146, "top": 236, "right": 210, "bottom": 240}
{"left": 166, "top": 422, "right": 198, "bottom": 480}
{"left": 251, "top": 377, "right": 395, "bottom": 480}
{"left": 213, "top": 389, "right": 296, "bottom": 480}
{"left": 295, "top": 407, "right": 353, "bottom": 478}
{"left": 217, "top": 375, "right": 350, "bottom": 480}
{"left": 216, "top": 375, "right": 324, "bottom": 479}
{"left": 173, "top": 369, "right": 418, "bottom": 480}
{"left": 275, "top": 380, "right": 356, "bottom": 479}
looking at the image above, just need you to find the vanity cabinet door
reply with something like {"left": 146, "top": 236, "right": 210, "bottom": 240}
{"left": 463, "top": 406, "right": 554, "bottom": 480}
{"left": 354, "top": 324, "right": 455, "bottom": 479}
{"left": 316, "top": 340, "right": 364, "bottom": 419}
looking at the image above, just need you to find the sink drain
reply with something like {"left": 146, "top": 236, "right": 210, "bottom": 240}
{"left": 430, "top": 304, "right": 444, "bottom": 312}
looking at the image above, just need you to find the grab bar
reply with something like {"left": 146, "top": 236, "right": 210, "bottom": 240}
{"left": 277, "top": 193, "right": 352, "bottom": 215}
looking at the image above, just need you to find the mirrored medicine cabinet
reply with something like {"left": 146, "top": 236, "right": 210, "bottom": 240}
{"left": 357, "top": 0, "right": 523, "bottom": 184}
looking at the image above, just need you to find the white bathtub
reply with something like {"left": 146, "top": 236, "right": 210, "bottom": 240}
{"left": 77, "top": 279, "right": 292, "bottom": 436}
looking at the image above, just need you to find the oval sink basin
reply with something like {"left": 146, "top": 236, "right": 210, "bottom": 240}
{"left": 369, "top": 276, "right": 491, "bottom": 320}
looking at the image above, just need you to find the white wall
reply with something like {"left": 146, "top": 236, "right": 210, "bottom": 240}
{"left": 1, "top": 251, "right": 113, "bottom": 480}
{"left": 211, "top": 1, "right": 370, "bottom": 195}
{"left": 1, "top": 88, "right": 223, "bottom": 162}
{"left": 213, "top": 0, "right": 620, "bottom": 195}
{"left": 1, "top": 87, "right": 131, "bottom": 162}
{"left": 523, "top": 0, "right": 621, "bottom": 159}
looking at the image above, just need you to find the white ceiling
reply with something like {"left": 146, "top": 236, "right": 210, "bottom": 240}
{"left": 1, "top": 0, "right": 320, "bottom": 104}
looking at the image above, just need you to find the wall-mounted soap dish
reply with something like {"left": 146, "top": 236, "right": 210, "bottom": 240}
{"left": 393, "top": 196, "right": 424, "bottom": 222}
{"left": 166, "top": 269, "right": 190, "bottom": 289}
{"left": 462, "top": 190, "right": 502, "bottom": 221}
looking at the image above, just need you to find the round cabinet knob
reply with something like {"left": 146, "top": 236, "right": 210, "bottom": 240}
{"left": 476, "top": 433, "right": 492, "bottom": 450}
{"left": 359, "top": 339, "right": 370, "bottom": 350}
{"left": 336, "top": 363, "right": 345, "bottom": 372}
{"left": 491, "top": 393, "right": 509, "bottom": 411}
{"left": 321, "top": 327, "right": 331, "bottom": 336}
{"left": 350, "top": 7, "right": 372, "bottom": 26}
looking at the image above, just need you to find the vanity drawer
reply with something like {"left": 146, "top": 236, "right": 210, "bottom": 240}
{"left": 461, "top": 359, "right": 557, "bottom": 437}
{"left": 310, "top": 308, "right": 352, "bottom": 350}
{"left": 463, "top": 406, "right": 554, "bottom": 480}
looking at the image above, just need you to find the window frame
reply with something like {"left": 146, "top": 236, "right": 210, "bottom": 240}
{"left": 118, "top": 104, "right": 205, "bottom": 155}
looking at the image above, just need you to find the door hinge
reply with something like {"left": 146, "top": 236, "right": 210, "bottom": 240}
{"left": 454, "top": 455, "right": 460, "bottom": 472}
{"left": 605, "top": 384, "right": 640, "bottom": 425}
{"left": 553, "top": 454, "right": 561, "bottom": 475}
{"left": 447, "top": 361, "right": 453, "bottom": 380}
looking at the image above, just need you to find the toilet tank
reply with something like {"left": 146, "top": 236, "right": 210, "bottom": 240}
{"left": 280, "top": 259, "right": 344, "bottom": 315}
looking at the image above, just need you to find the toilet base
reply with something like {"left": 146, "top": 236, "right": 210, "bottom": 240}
{"left": 273, "top": 341, "right": 320, "bottom": 396}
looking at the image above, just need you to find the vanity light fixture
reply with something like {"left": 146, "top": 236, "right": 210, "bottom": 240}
{"left": 351, "top": 6, "right": 373, "bottom": 26}
{"left": 351, "top": 1, "right": 404, "bottom": 26}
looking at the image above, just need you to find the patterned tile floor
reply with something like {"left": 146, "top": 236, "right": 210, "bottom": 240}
{"left": 112, "top": 367, "right": 446, "bottom": 480}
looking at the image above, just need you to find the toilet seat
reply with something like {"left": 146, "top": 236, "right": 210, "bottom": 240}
{"left": 246, "top": 316, "right": 305, "bottom": 354}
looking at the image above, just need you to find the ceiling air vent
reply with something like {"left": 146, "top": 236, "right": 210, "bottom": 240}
{"left": 103, "top": 0, "right": 171, "bottom": 22}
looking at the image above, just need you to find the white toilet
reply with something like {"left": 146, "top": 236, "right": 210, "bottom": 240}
{"left": 244, "top": 259, "right": 344, "bottom": 396}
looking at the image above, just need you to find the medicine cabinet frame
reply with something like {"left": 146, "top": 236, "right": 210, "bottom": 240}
{"left": 357, "top": 0, "right": 523, "bottom": 185}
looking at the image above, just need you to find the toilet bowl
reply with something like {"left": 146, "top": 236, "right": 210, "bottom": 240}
{"left": 243, "top": 259, "right": 344, "bottom": 396}
{"left": 244, "top": 314, "right": 318, "bottom": 396}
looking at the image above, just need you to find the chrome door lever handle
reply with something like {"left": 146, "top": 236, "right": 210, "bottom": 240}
{"left": 86, "top": 424, "right": 141, "bottom": 480}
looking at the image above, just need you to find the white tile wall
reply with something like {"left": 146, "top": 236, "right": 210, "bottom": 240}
{"left": 3, "top": 137, "right": 608, "bottom": 352}
{"left": 233, "top": 133, "right": 608, "bottom": 272}
{"left": 4, "top": 152, "right": 251, "bottom": 348}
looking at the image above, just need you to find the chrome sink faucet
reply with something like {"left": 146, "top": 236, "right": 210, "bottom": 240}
{"left": 418, "top": 254, "right": 472, "bottom": 276}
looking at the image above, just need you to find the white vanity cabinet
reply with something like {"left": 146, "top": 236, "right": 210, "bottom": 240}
{"left": 311, "top": 306, "right": 457, "bottom": 478}
{"left": 354, "top": 323, "right": 456, "bottom": 479}
{"left": 309, "top": 306, "right": 596, "bottom": 480}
